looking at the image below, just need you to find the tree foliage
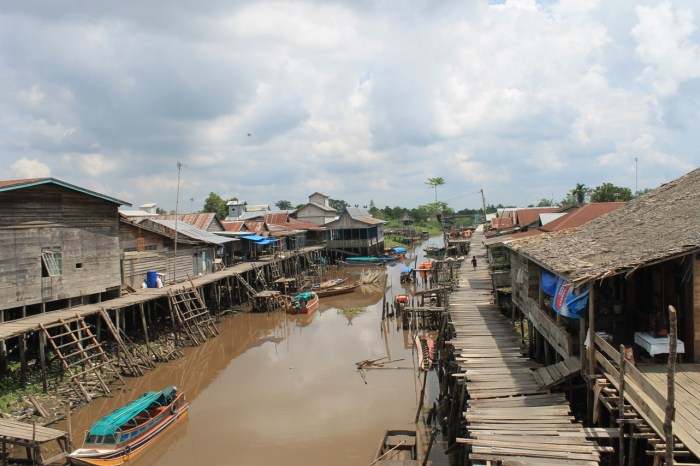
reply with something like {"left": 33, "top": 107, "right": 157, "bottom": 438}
{"left": 561, "top": 183, "right": 590, "bottom": 206}
{"left": 275, "top": 200, "right": 293, "bottom": 210}
{"left": 328, "top": 198, "right": 349, "bottom": 212}
{"left": 203, "top": 192, "right": 234, "bottom": 219}
{"left": 425, "top": 177, "right": 445, "bottom": 203}
{"left": 537, "top": 198, "right": 553, "bottom": 207}
{"left": 590, "top": 183, "right": 633, "bottom": 202}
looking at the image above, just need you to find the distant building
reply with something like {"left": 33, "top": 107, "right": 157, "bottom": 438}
{"left": 225, "top": 200, "right": 271, "bottom": 221}
{"left": 325, "top": 207, "right": 386, "bottom": 256}
{"left": 295, "top": 192, "right": 337, "bottom": 225}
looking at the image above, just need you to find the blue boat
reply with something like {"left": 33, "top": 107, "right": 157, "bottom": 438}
{"left": 400, "top": 266, "right": 415, "bottom": 283}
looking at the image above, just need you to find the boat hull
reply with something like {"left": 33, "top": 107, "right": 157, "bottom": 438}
{"left": 315, "top": 284, "right": 359, "bottom": 298}
{"left": 69, "top": 389, "right": 189, "bottom": 466}
{"left": 287, "top": 292, "right": 319, "bottom": 314}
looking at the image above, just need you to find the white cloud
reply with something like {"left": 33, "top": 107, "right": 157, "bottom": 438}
{"left": 633, "top": 2, "right": 700, "bottom": 96}
{"left": 10, "top": 158, "right": 51, "bottom": 178}
{"left": 0, "top": 0, "right": 698, "bottom": 210}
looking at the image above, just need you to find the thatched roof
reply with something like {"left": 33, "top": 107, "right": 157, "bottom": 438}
{"left": 507, "top": 167, "right": 700, "bottom": 285}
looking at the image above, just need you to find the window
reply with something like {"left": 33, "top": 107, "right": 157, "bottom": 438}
{"left": 41, "top": 248, "right": 62, "bottom": 277}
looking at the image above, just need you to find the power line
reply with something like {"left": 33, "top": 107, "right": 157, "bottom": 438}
{"left": 444, "top": 189, "right": 482, "bottom": 202}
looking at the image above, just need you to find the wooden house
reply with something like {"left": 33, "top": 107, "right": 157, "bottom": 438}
{"left": 294, "top": 192, "right": 337, "bottom": 225}
{"left": 120, "top": 217, "right": 236, "bottom": 287}
{"left": 325, "top": 207, "right": 386, "bottom": 256}
{"left": 0, "top": 178, "right": 129, "bottom": 318}
{"left": 505, "top": 167, "right": 700, "bottom": 460}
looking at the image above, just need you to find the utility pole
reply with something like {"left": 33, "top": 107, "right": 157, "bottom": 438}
{"left": 635, "top": 157, "right": 638, "bottom": 195}
{"left": 173, "top": 161, "right": 187, "bottom": 283}
{"left": 480, "top": 189, "right": 487, "bottom": 225}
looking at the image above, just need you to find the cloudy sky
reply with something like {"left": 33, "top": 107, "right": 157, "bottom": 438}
{"left": 1, "top": 0, "right": 699, "bottom": 212}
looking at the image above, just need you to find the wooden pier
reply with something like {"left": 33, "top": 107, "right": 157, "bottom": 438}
{"left": 0, "top": 418, "right": 71, "bottom": 465}
{"left": 448, "top": 229, "right": 603, "bottom": 465}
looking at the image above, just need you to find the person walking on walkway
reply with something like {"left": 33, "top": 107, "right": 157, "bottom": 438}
{"left": 471, "top": 255, "right": 477, "bottom": 270}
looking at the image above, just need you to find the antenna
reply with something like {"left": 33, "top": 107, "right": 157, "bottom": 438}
{"left": 173, "top": 161, "right": 188, "bottom": 283}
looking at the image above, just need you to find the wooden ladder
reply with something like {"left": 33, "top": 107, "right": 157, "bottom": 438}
{"left": 168, "top": 287, "right": 219, "bottom": 346}
{"left": 39, "top": 316, "right": 124, "bottom": 402}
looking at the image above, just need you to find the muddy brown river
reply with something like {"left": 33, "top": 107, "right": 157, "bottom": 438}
{"left": 60, "top": 241, "right": 449, "bottom": 466}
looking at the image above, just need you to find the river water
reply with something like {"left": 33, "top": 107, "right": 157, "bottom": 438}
{"left": 62, "top": 237, "right": 449, "bottom": 466}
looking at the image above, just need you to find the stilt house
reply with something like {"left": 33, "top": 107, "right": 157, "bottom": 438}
{"left": 0, "top": 178, "right": 129, "bottom": 319}
{"left": 325, "top": 207, "right": 386, "bottom": 256}
{"left": 505, "top": 167, "right": 700, "bottom": 459}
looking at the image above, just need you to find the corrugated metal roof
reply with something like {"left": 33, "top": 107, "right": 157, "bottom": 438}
{"left": 539, "top": 202, "right": 626, "bottom": 232}
{"left": 0, "top": 177, "right": 131, "bottom": 205}
{"left": 221, "top": 220, "right": 245, "bottom": 232}
{"left": 148, "top": 219, "right": 235, "bottom": 245}
{"left": 515, "top": 207, "right": 560, "bottom": 227}
{"left": 146, "top": 213, "right": 220, "bottom": 231}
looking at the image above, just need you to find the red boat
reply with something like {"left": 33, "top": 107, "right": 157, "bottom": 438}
{"left": 287, "top": 291, "right": 319, "bottom": 315}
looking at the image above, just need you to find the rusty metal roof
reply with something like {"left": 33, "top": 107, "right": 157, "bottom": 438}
{"left": 0, "top": 177, "right": 131, "bottom": 205}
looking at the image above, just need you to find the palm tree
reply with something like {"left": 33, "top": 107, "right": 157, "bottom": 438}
{"left": 425, "top": 177, "right": 445, "bottom": 203}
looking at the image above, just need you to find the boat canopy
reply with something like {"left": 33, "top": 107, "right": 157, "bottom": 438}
{"left": 293, "top": 291, "right": 315, "bottom": 301}
{"left": 89, "top": 387, "right": 176, "bottom": 436}
{"left": 401, "top": 266, "right": 414, "bottom": 274}
{"left": 391, "top": 247, "right": 407, "bottom": 254}
{"left": 346, "top": 257, "right": 380, "bottom": 262}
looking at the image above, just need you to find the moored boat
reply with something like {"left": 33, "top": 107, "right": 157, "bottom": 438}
{"left": 400, "top": 266, "right": 415, "bottom": 283}
{"left": 315, "top": 282, "right": 360, "bottom": 298}
{"left": 373, "top": 429, "right": 418, "bottom": 465}
{"left": 287, "top": 291, "right": 319, "bottom": 315}
{"left": 415, "top": 334, "right": 436, "bottom": 371}
{"left": 68, "top": 386, "right": 188, "bottom": 466}
{"left": 311, "top": 278, "right": 346, "bottom": 290}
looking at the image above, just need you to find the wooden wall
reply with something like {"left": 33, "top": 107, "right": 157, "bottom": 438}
{"left": 0, "top": 184, "right": 121, "bottom": 311}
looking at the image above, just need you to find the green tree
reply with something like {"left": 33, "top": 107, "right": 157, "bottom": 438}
{"left": 156, "top": 207, "right": 168, "bottom": 214}
{"left": 368, "top": 200, "right": 380, "bottom": 217}
{"left": 561, "top": 183, "right": 590, "bottom": 206}
{"left": 329, "top": 198, "right": 349, "bottom": 211}
{"left": 425, "top": 177, "right": 446, "bottom": 203}
{"left": 590, "top": 183, "right": 633, "bottom": 202}
{"left": 202, "top": 192, "right": 230, "bottom": 219}
{"left": 275, "top": 200, "right": 294, "bottom": 210}
{"left": 537, "top": 198, "right": 553, "bottom": 207}
{"left": 633, "top": 187, "right": 653, "bottom": 198}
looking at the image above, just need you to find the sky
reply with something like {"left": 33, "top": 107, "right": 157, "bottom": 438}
{"left": 1, "top": 0, "right": 699, "bottom": 213}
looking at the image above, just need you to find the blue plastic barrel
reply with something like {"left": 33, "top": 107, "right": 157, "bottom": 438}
{"left": 146, "top": 270, "right": 158, "bottom": 288}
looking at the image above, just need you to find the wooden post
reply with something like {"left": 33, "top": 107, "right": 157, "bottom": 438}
{"left": 664, "top": 305, "right": 678, "bottom": 466}
{"left": 619, "top": 344, "right": 626, "bottom": 466}
{"left": 39, "top": 332, "right": 47, "bottom": 393}
{"left": 139, "top": 303, "right": 150, "bottom": 345}
{"left": 415, "top": 370, "right": 428, "bottom": 423}
{"left": 19, "top": 334, "right": 27, "bottom": 388}
{"left": 587, "top": 283, "right": 596, "bottom": 424}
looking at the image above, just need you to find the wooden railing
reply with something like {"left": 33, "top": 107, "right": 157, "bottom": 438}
{"left": 520, "top": 296, "right": 573, "bottom": 358}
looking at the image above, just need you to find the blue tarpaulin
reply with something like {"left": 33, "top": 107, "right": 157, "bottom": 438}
{"left": 241, "top": 235, "right": 266, "bottom": 241}
{"left": 256, "top": 239, "right": 274, "bottom": 245}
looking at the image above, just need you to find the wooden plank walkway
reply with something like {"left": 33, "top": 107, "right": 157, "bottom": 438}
{"left": 451, "top": 228, "right": 601, "bottom": 465}
{"left": 637, "top": 363, "right": 700, "bottom": 459}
